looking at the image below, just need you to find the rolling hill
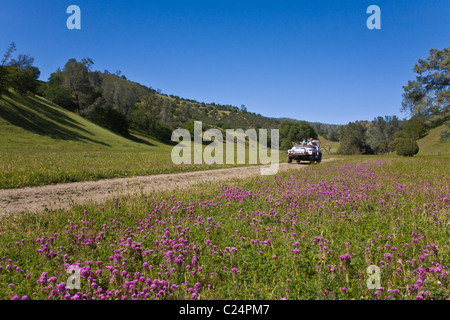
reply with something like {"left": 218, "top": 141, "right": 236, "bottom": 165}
{"left": 417, "top": 124, "right": 450, "bottom": 155}
{"left": 0, "top": 90, "right": 200, "bottom": 188}
{"left": 0, "top": 90, "right": 162, "bottom": 151}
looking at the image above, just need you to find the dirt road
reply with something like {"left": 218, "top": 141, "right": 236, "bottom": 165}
{"left": 0, "top": 159, "right": 339, "bottom": 214}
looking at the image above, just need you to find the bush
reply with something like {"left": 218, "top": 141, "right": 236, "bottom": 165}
{"left": 279, "top": 120, "right": 317, "bottom": 150}
{"left": 153, "top": 121, "right": 173, "bottom": 142}
{"left": 6, "top": 66, "right": 40, "bottom": 94}
{"left": 337, "top": 122, "right": 373, "bottom": 155}
{"left": 127, "top": 109, "right": 155, "bottom": 133}
{"left": 41, "top": 83, "right": 77, "bottom": 111}
{"left": 396, "top": 138, "right": 419, "bottom": 157}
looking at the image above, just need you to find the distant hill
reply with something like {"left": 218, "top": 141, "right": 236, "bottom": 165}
{"left": 41, "top": 60, "right": 337, "bottom": 139}
{"left": 88, "top": 72, "right": 282, "bottom": 131}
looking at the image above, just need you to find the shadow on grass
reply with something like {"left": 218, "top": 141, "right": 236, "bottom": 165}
{"left": 0, "top": 93, "right": 111, "bottom": 147}
{"left": 126, "top": 134, "right": 155, "bottom": 147}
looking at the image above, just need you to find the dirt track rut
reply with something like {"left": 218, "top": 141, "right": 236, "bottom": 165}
{"left": 0, "top": 159, "right": 339, "bottom": 214}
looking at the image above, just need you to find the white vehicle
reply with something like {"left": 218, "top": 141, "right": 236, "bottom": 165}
{"left": 287, "top": 140, "right": 322, "bottom": 164}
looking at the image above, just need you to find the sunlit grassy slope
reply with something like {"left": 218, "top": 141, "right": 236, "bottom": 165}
{"left": 417, "top": 124, "right": 450, "bottom": 156}
{"left": 0, "top": 91, "right": 167, "bottom": 151}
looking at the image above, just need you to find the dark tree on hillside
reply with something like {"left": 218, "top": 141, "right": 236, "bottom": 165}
{"left": 279, "top": 120, "right": 317, "bottom": 150}
{"left": 401, "top": 114, "right": 427, "bottom": 140}
{"left": 402, "top": 47, "right": 449, "bottom": 117}
{"left": 0, "top": 42, "right": 40, "bottom": 95}
{"left": 0, "top": 66, "right": 9, "bottom": 94}
{"left": 366, "top": 116, "right": 402, "bottom": 154}
{"left": 48, "top": 59, "right": 100, "bottom": 112}
{"left": 6, "top": 66, "right": 40, "bottom": 94}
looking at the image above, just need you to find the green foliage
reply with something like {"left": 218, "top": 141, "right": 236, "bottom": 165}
{"left": 86, "top": 104, "right": 129, "bottom": 136}
{"left": 338, "top": 122, "right": 372, "bottom": 155}
{"left": 7, "top": 66, "right": 40, "bottom": 94}
{"left": 41, "top": 83, "right": 76, "bottom": 111}
{"left": 366, "top": 116, "right": 402, "bottom": 154}
{"left": 182, "top": 119, "right": 195, "bottom": 136}
{"left": 153, "top": 121, "right": 173, "bottom": 142}
{"left": 402, "top": 47, "right": 449, "bottom": 117}
{"left": 279, "top": 120, "right": 317, "bottom": 149}
{"left": 50, "top": 59, "right": 100, "bottom": 111}
{"left": 395, "top": 138, "right": 419, "bottom": 156}
{"left": 310, "top": 122, "right": 340, "bottom": 142}
{"left": 389, "top": 131, "right": 408, "bottom": 152}
{"left": 127, "top": 108, "right": 156, "bottom": 133}
{"left": 402, "top": 114, "right": 427, "bottom": 139}
{"left": 0, "top": 43, "right": 39, "bottom": 95}
{"left": 0, "top": 66, "right": 8, "bottom": 94}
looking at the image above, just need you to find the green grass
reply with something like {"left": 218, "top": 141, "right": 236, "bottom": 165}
{"left": 0, "top": 91, "right": 285, "bottom": 189}
{"left": 318, "top": 135, "right": 340, "bottom": 154}
{"left": 0, "top": 155, "right": 448, "bottom": 300}
{"left": 417, "top": 124, "right": 450, "bottom": 156}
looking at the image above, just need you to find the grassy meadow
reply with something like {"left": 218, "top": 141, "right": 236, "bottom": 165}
{"left": 417, "top": 124, "right": 450, "bottom": 156}
{"left": 0, "top": 156, "right": 449, "bottom": 300}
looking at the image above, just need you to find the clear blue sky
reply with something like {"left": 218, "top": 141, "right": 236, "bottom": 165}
{"left": 1, "top": 0, "right": 449, "bottom": 124}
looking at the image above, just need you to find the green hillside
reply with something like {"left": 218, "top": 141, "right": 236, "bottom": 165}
{"left": 318, "top": 135, "right": 340, "bottom": 154}
{"left": 96, "top": 72, "right": 282, "bottom": 130}
{"left": 417, "top": 124, "right": 450, "bottom": 155}
{"left": 0, "top": 91, "right": 260, "bottom": 189}
{"left": 0, "top": 91, "right": 160, "bottom": 151}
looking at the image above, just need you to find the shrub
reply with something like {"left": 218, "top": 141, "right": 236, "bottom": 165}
{"left": 396, "top": 138, "right": 419, "bottom": 156}
{"left": 0, "top": 66, "right": 9, "bottom": 94}
{"left": 6, "top": 66, "right": 40, "bottom": 95}
{"left": 153, "top": 121, "right": 172, "bottom": 142}
{"left": 86, "top": 104, "right": 129, "bottom": 136}
{"left": 41, "top": 83, "right": 77, "bottom": 111}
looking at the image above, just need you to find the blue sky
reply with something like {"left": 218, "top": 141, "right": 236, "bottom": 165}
{"left": 1, "top": 0, "right": 449, "bottom": 124}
